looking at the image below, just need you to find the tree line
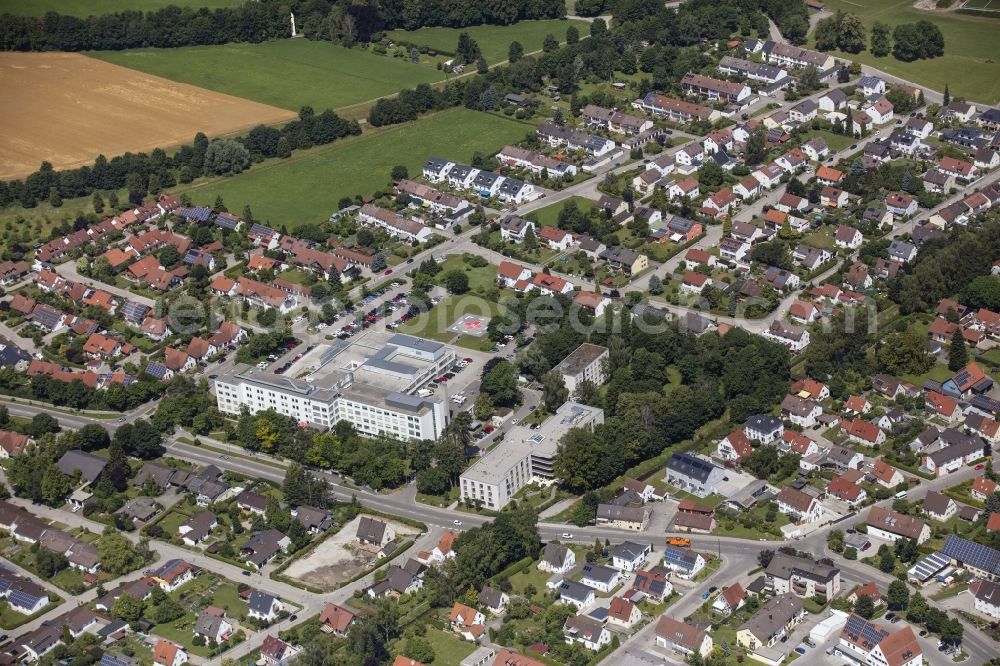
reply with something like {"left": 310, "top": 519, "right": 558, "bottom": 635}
{"left": 814, "top": 10, "right": 945, "bottom": 62}
{"left": 0, "top": 0, "right": 564, "bottom": 53}
{"left": 0, "top": 106, "right": 359, "bottom": 212}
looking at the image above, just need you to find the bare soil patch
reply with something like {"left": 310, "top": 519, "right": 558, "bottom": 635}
{"left": 282, "top": 514, "right": 418, "bottom": 591}
{"left": 0, "top": 52, "right": 296, "bottom": 180}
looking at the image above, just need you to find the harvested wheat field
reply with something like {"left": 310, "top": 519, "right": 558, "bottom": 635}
{"left": 0, "top": 52, "right": 296, "bottom": 180}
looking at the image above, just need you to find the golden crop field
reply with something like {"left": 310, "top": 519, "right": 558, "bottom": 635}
{"left": 0, "top": 52, "right": 297, "bottom": 180}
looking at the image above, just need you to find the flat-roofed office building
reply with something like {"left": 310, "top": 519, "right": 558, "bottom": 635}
{"left": 460, "top": 402, "right": 603, "bottom": 510}
{"left": 214, "top": 334, "right": 453, "bottom": 440}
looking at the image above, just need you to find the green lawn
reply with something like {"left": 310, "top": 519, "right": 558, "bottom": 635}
{"left": 816, "top": 0, "right": 1000, "bottom": 104}
{"left": 434, "top": 255, "right": 499, "bottom": 292}
{"left": 527, "top": 195, "right": 597, "bottom": 227}
{"left": 900, "top": 361, "right": 953, "bottom": 386}
{"left": 276, "top": 268, "right": 312, "bottom": 285}
{"left": 385, "top": 18, "right": 589, "bottom": 65}
{"left": 406, "top": 628, "right": 476, "bottom": 664}
{"left": 178, "top": 108, "right": 532, "bottom": 226}
{"left": 798, "top": 128, "right": 854, "bottom": 153}
{"left": 0, "top": 600, "right": 59, "bottom": 630}
{"left": 88, "top": 40, "right": 446, "bottom": 113}
{"left": 0, "top": 0, "right": 239, "bottom": 15}
{"left": 154, "top": 509, "right": 192, "bottom": 539}
{"left": 801, "top": 226, "right": 836, "bottom": 251}
{"left": 397, "top": 294, "right": 500, "bottom": 342}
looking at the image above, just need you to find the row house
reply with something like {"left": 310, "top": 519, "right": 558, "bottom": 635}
{"left": 581, "top": 104, "right": 653, "bottom": 135}
{"left": 357, "top": 204, "right": 435, "bottom": 243}
{"left": 631, "top": 93, "right": 722, "bottom": 123}
{"left": 536, "top": 121, "right": 617, "bottom": 157}
{"left": 495, "top": 146, "right": 577, "bottom": 179}
{"left": 681, "top": 72, "right": 752, "bottom": 104}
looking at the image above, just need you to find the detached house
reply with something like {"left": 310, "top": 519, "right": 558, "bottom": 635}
{"left": 775, "top": 486, "right": 823, "bottom": 522}
{"left": 834, "top": 225, "right": 863, "bottom": 249}
{"left": 717, "top": 430, "right": 752, "bottom": 462}
{"left": 780, "top": 394, "right": 822, "bottom": 427}
{"left": 866, "top": 506, "right": 930, "bottom": 544}
{"left": 656, "top": 616, "right": 712, "bottom": 658}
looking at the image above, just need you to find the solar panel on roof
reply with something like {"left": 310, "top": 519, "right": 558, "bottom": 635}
{"left": 941, "top": 535, "right": 1000, "bottom": 575}
{"left": 9, "top": 588, "right": 41, "bottom": 609}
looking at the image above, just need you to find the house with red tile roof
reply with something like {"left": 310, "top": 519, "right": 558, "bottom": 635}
{"left": 210, "top": 276, "right": 237, "bottom": 297}
{"left": 537, "top": 226, "right": 574, "bottom": 251}
{"left": 0, "top": 430, "right": 30, "bottom": 458}
{"left": 712, "top": 583, "right": 746, "bottom": 615}
{"left": 843, "top": 395, "right": 870, "bottom": 415}
{"left": 938, "top": 156, "right": 977, "bottom": 180}
{"left": 781, "top": 431, "right": 819, "bottom": 457}
{"left": 827, "top": 476, "right": 866, "bottom": 505}
{"left": 789, "top": 299, "right": 819, "bottom": 323}
{"left": 972, "top": 476, "right": 998, "bottom": 501}
{"left": 716, "top": 430, "right": 751, "bottom": 462}
{"left": 608, "top": 596, "right": 641, "bottom": 628}
{"left": 497, "top": 261, "right": 532, "bottom": 289}
{"left": 842, "top": 418, "right": 885, "bottom": 447}
{"left": 925, "top": 391, "right": 960, "bottom": 423}
{"left": 153, "top": 640, "right": 186, "bottom": 666}
{"left": 164, "top": 348, "right": 195, "bottom": 373}
{"left": 816, "top": 165, "right": 844, "bottom": 185}
{"left": 9, "top": 294, "right": 35, "bottom": 315}
{"left": 100, "top": 247, "right": 137, "bottom": 270}
{"left": 848, "top": 582, "right": 883, "bottom": 607}
{"left": 573, "top": 290, "right": 608, "bottom": 317}
{"left": 789, "top": 378, "right": 829, "bottom": 401}
{"left": 319, "top": 602, "right": 355, "bottom": 635}
{"left": 83, "top": 333, "right": 132, "bottom": 360}
{"left": 530, "top": 273, "right": 572, "bottom": 296}
{"left": 872, "top": 460, "right": 904, "bottom": 489}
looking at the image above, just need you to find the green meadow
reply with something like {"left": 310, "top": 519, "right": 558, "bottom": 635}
{"left": 815, "top": 0, "right": 1000, "bottom": 103}
{"left": 89, "top": 40, "right": 446, "bottom": 112}
{"left": 386, "top": 18, "right": 589, "bottom": 64}
{"left": 177, "top": 108, "right": 533, "bottom": 226}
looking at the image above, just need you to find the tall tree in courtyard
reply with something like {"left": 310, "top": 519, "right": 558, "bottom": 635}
{"left": 948, "top": 324, "right": 968, "bottom": 371}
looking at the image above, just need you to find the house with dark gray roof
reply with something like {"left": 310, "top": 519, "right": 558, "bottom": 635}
{"left": 540, "top": 543, "right": 576, "bottom": 574}
{"left": 581, "top": 563, "right": 623, "bottom": 593}
{"left": 178, "top": 511, "right": 217, "bottom": 546}
{"left": 242, "top": 529, "right": 291, "bottom": 569}
{"left": 247, "top": 590, "right": 283, "bottom": 623}
{"left": 665, "top": 452, "right": 724, "bottom": 497}
{"left": 596, "top": 504, "right": 650, "bottom": 530}
{"left": 745, "top": 414, "right": 783, "bottom": 443}
{"left": 293, "top": 506, "right": 332, "bottom": 533}
{"left": 478, "top": 586, "right": 509, "bottom": 614}
{"left": 558, "top": 580, "right": 596, "bottom": 608}
{"left": 356, "top": 516, "right": 394, "bottom": 547}
{"left": 611, "top": 541, "right": 652, "bottom": 571}
{"left": 56, "top": 450, "right": 106, "bottom": 486}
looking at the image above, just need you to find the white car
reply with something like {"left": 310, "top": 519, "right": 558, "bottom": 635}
{"left": 562, "top": 532, "right": 573, "bottom": 539}
{"left": 453, "top": 520, "right": 463, "bottom": 526}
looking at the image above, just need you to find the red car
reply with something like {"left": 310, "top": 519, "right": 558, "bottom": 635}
{"left": 484, "top": 425, "right": 495, "bottom": 434}
{"left": 463, "top": 357, "right": 473, "bottom": 363}
{"left": 384, "top": 268, "right": 393, "bottom": 275}
{"left": 976, "top": 464, "right": 985, "bottom": 470}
